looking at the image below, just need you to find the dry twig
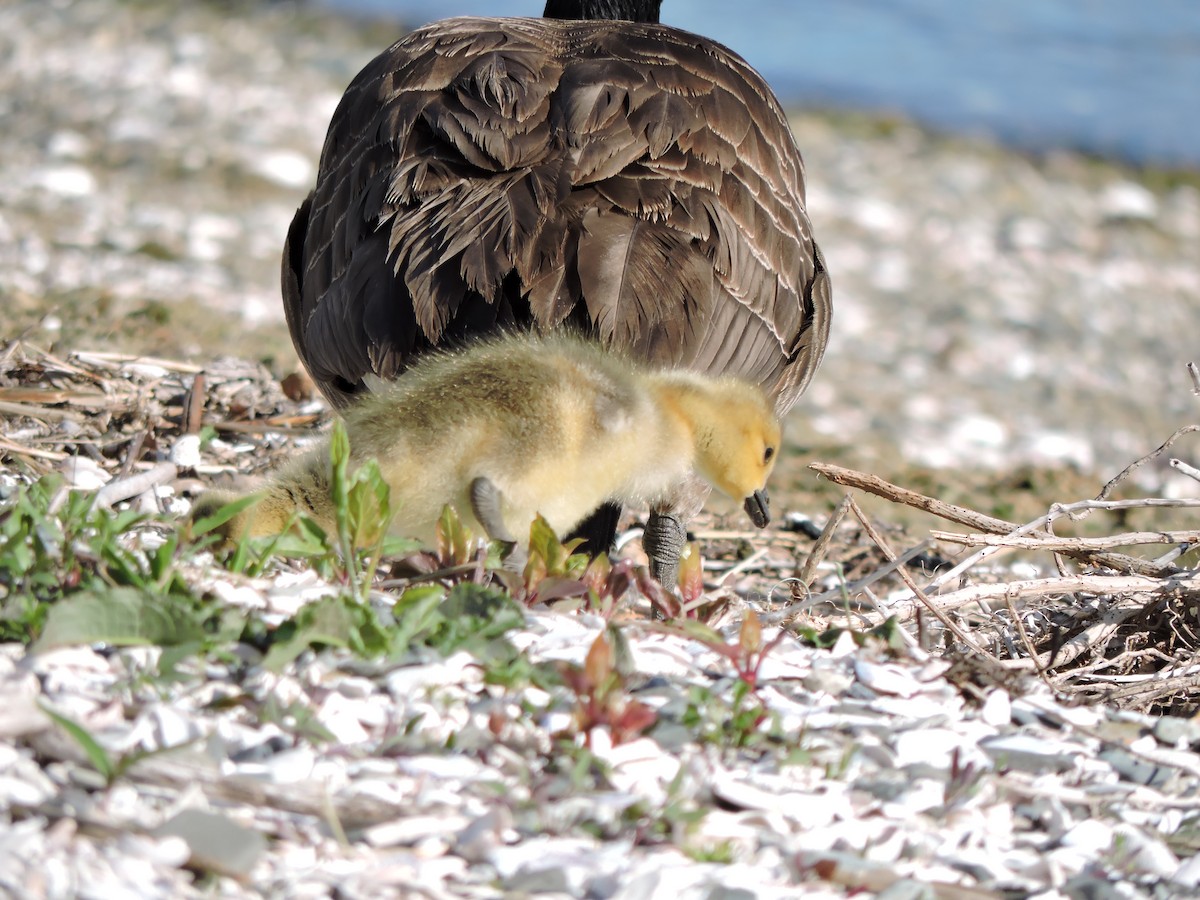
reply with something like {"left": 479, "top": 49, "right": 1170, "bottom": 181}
{"left": 812, "top": 462, "right": 1180, "bottom": 578}
{"left": 932, "top": 530, "right": 1200, "bottom": 551}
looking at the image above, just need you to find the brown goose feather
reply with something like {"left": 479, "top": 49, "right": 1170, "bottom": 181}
{"left": 285, "top": 15, "right": 831, "bottom": 415}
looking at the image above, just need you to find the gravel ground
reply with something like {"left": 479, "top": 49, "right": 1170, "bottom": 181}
{"left": 5, "top": 2, "right": 1200, "bottom": 897}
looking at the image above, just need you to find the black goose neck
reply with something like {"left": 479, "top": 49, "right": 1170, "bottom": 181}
{"left": 543, "top": 0, "right": 662, "bottom": 23}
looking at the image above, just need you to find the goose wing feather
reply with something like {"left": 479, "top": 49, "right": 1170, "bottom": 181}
{"left": 284, "top": 16, "right": 830, "bottom": 412}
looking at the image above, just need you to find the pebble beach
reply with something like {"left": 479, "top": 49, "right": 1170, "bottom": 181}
{"left": 4, "top": 1, "right": 1200, "bottom": 897}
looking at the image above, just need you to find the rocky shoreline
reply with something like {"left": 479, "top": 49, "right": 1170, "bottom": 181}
{"left": 4, "top": 2, "right": 1200, "bottom": 897}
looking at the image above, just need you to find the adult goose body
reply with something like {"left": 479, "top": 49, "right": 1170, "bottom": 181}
{"left": 282, "top": 0, "right": 832, "bottom": 585}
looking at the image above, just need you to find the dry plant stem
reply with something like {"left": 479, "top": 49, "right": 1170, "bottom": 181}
{"left": 796, "top": 492, "right": 851, "bottom": 588}
{"left": 184, "top": 372, "right": 207, "bottom": 435}
{"left": 929, "top": 573, "right": 1185, "bottom": 611}
{"left": 810, "top": 462, "right": 1014, "bottom": 532}
{"left": 1043, "top": 498, "right": 1200, "bottom": 577}
{"left": 1170, "top": 458, "right": 1200, "bottom": 483}
{"left": 919, "top": 574, "right": 1172, "bottom": 670}
{"left": 925, "top": 514, "right": 1055, "bottom": 594}
{"left": 116, "top": 430, "right": 147, "bottom": 480}
{"left": 69, "top": 351, "right": 204, "bottom": 374}
{"left": 1003, "top": 604, "right": 1145, "bottom": 673}
{"left": 93, "top": 462, "right": 178, "bottom": 508}
{"left": 812, "top": 462, "right": 1179, "bottom": 579}
{"left": 213, "top": 418, "right": 322, "bottom": 436}
{"left": 714, "top": 547, "right": 770, "bottom": 588}
{"left": 1189, "top": 362, "right": 1200, "bottom": 395}
{"left": 932, "top": 529, "right": 1200, "bottom": 550}
{"left": 693, "top": 529, "right": 808, "bottom": 543}
{"left": 1051, "top": 497, "right": 1200, "bottom": 520}
{"left": 0, "top": 437, "right": 67, "bottom": 462}
{"left": 1081, "top": 660, "right": 1200, "bottom": 683}
{"left": 1094, "top": 424, "right": 1200, "bottom": 502}
{"left": 845, "top": 496, "right": 1000, "bottom": 664}
{"left": 1004, "top": 593, "right": 1048, "bottom": 680}
{"left": 765, "top": 538, "right": 934, "bottom": 625}
{"left": 0, "top": 400, "right": 80, "bottom": 422}
{"left": 1104, "top": 673, "right": 1200, "bottom": 706}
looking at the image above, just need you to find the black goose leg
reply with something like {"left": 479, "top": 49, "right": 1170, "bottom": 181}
{"left": 643, "top": 510, "right": 687, "bottom": 591}
{"left": 568, "top": 501, "right": 622, "bottom": 558}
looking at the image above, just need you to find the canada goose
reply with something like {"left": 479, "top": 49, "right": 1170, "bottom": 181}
{"left": 196, "top": 333, "right": 781, "bottom": 548}
{"left": 282, "top": 0, "right": 831, "bottom": 585}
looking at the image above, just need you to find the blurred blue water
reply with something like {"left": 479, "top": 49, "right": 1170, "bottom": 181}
{"left": 319, "top": 0, "right": 1200, "bottom": 168}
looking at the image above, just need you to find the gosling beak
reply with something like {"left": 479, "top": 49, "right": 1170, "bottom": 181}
{"left": 744, "top": 489, "right": 770, "bottom": 528}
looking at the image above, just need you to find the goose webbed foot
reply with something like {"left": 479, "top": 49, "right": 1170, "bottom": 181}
{"left": 744, "top": 488, "right": 771, "bottom": 528}
{"left": 643, "top": 510, "right": 687, "bottom": 592}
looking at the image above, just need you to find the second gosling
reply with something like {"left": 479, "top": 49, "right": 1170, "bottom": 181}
{"left": 196, "top": 334, "right": 781, "bottom": 547}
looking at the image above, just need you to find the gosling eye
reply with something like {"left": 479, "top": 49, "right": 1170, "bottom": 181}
{"left": 763, "top": 446, "right": 775, "bottom": 464}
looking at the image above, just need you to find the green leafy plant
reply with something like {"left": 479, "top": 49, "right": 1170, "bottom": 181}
{"left": 380, "top": 505, "right": 506, "bottom": 589}
{"left": 667, "top": 610, "right": 791, "bottom": 747}
{"left": 626, "top": 767, "right": 713, "bottom": 853}
{"left": 40, "top": 703, "right": 199, "bottom": 787}
{"left": 261, "top": 593, "right": 392, "bottom": 671}
{"left": 195, "top": 422, "right": 418, "bottom": 596}
{"left": 0, "top": 475, "right": 231, "bottom": 648}
{"left": 520, "top": 515, "right": 590, "bottom": 603}
{"left": 557, "top": 630, "right": 657, "bottom": 747}
{"left": 676, "top": 609, "right": 787, "bottom": 692}
{"left": 1, "top": 476, "right": 133, "bottom": 603}
{"left": 519, "top": 516, "right": 647, "bottom": 618}
{"left": 680, "top": 681, "right": 779, "bottom": 749}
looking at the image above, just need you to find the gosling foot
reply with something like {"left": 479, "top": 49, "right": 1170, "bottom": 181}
{"left": 469, "top": 476, "right": 517, "bottom": 545}
{"left": 643, "top": 510, "right": 687, "bottom": 593}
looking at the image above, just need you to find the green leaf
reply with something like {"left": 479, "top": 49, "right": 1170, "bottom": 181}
{"left": 671, "top": 619, "right": 726, "bottom": 647}
{"left": 262, "top": 595, "right": 388, "bottom": 671}
{"left": 39, "top": 703, "right": 115, "bottom": 782}
{"left": 435, "top": 505, "right": 472, "bottom": 564}
{"left": 191, "top": 493, "right": 261, "bottom": 537}
{"left": 430, "top": 583, "right": 525, "bottom": 653}
{"left": 33, "top": 586, "right": 208, "bottom": 651}
{"left": 345, "top": 458, "right": 392, "bottom": 548}
{"left": 739, "top": 608, "right": 763, "bottom": 655}
{"left": 328, "top": 420, "right": 353, "bottom": 541}
{"left": 390, "top": 585, "right": 447, "bottom": 654}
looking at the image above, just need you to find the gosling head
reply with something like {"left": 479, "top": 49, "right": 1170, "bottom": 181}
{"left": 688, "top": 380, "right": 782, "bottom": 528}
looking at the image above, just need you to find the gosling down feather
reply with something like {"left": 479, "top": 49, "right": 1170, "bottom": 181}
{"left": 196, "top": 334, "right": 781, "bottom": 548}
{"left": 281, "top": 0, "right": 831, "bottom": 584}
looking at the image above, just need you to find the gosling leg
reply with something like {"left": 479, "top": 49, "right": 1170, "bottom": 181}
{"left": 469, "top": 476, "right": 517, "bottom": 545}
{"left": 643, "top": 510, "right": 687, "bottom": 591}
{"left": 469, "top": 476, "right": 526, "bottom": 571}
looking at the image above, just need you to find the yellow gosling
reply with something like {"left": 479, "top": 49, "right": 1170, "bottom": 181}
{"left": 194, "top": 334, "right": 781, "bottom": 548}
